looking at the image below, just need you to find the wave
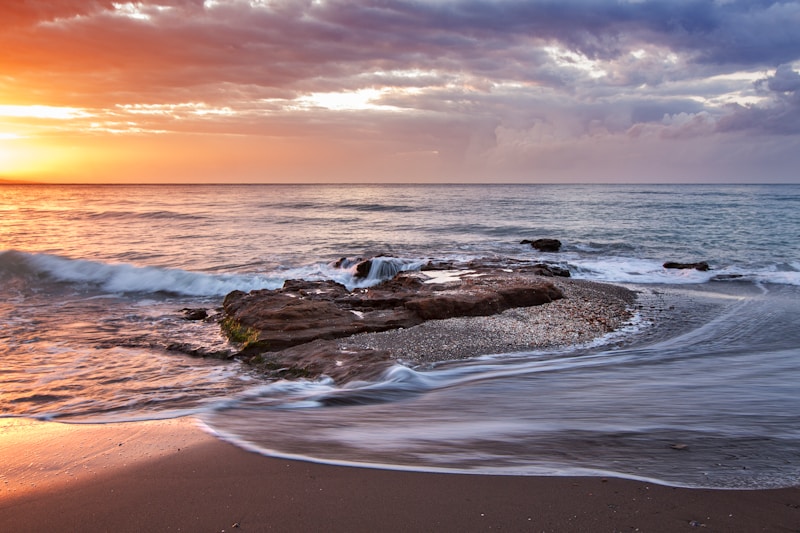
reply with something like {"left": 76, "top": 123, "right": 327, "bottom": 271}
{"left": 2, "top": 249, "right": 797, "bottom": 301}
{"left": 11, "top": 207, "right": 206, "bottom": 221}
{"left": 569, "top": 256, "right": 800, "bottom": 286}
{"left": 0, "top": 251, "right": 425, "bottom": 297}
{"left": 259, "top": 201, "right": 322, "bottom": 210}
{"left": 335, "top": 202, "right": 419, "bottom": 213}
{"left": 331, "top": 256, "right": 424, "bottom": 287}
{"left": 0, "top": 250, "right": 269, "bottom": 296}
{"left": 84, "top": 210, "right": 207, "bottom": 221}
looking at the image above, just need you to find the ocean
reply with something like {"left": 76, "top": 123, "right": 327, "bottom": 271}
{"left": 1, "top": 183, "right": 799, "bottom": 489}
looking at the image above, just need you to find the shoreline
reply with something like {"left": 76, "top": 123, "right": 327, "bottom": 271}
{"left": 3, "top": 281, "right": 798, "bottom": 531}
{"left": 1, "top": 417, "right": 798, "bottom": 532}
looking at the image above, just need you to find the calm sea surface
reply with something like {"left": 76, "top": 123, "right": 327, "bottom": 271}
{"left": 1, "top": 183, "right": 799, "bottom": 488}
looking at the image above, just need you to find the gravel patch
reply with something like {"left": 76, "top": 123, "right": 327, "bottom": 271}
{"left": 338, "top": 278, "right": 637, "bottom": 365}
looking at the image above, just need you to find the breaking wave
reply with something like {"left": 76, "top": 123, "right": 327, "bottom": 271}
{"left": 0, "top": 250, "right": 426, "bottom": 297}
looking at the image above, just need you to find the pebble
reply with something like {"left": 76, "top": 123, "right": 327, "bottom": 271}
{"left": 340, "top": 278, "right": 637, "bottom": 365}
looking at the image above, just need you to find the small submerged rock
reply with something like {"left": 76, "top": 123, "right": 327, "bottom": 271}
{"left": 531, "top": 263, "right": 571, "bottom": 277}
{"left": 521, "top": 238, "right": 562, "bottom": 252}
{"left": 166, "top": 342, "right": 235, "bottom": 360}
{"left": 711, "top": 274, "right": 744, "bottom": 281}
{"left": 663, "top": 261, "right": 710, "bottom": 271}
{"left": 181, "top": 307, "right": 209, "bottom": 321}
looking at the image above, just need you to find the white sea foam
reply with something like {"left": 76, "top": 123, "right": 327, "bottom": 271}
{"left": 568, "top": 256, "right": 800, "bottom": 286}
{"left": 2, "top": 251, "right": 424, "bottom": 297}
{"left": 751, "top": 263, "right": 800, "bottom": 286}
{"left": 570, "top": 257, "right": 714, "bottom": 284}
{"left": 4, "top": 250, "right": 799, "bottom": 303}
{"left": 15, "top": 251, "right": 279, "bottom": 296}
{"left": 277, "top": 256, "right": 424, "bottom": 290}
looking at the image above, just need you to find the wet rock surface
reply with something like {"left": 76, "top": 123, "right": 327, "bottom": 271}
{"left": 181, "top": 308, "right": 209, "bottom": 321}
{"left": 221, "top": 266, "right": 569, "bottom": 382}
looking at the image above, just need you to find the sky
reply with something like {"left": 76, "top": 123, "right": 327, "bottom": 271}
{"left": 1, "top": 0, "right": 799, "bottom": 184}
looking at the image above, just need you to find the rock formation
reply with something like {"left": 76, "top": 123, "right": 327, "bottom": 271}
{"left": 221, "top": 266, "right": 564, "bottom": 382}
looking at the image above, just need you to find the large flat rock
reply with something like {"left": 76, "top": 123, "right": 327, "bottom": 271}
{"left": 221, "top": 268, "right": 563, "bottom": 382}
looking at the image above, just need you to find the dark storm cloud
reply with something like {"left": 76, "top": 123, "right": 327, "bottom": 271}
{"left": 718, "top": 64, "right": 800, "bottom": 134}
{"left": 765, "top": 63, "right": 800, "bottom": 92}
{"left": 316, "top": 0, "right": 800, "bottom": 67}
{"left": 4, "top": 0, "right": 799, "bottom": 97}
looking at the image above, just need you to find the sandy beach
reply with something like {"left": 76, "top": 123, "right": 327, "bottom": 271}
{"left": 1, "top": 417, "right": 798, "bottom": 532}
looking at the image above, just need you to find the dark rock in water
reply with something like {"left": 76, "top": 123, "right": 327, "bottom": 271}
{"left": 182, "top": 308, "right": 208, "bottom": 321}
{"left": 331, "top": 257, "right": 373, "bottom": 277}
{"left": 663, "top": 261, "right": 710, "bottom": 271}
{"left": 531, "top": 263, "right": 571, "bottom": 277}
{"left": 222, "top": 267, "right": 564, "bottom": 383}
{"left": 166, "top": 342, "right": 234, "bottom": 359}
{"left": 354, "top": 259, "right": 373, "bottom": 278}
{"left": 711, "top": 274, "right": 744, "bottom": 281}
{"left": 331, "top": 257, "right": 356, "bottom": 269}
{"left": 521, "top": 238, "right": 562, "bottom": 252}
{"left": 333, "top": 255, "right": 410, "bottom": 280}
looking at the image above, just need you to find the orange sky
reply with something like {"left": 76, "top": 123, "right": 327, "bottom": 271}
{"left": 2, "top": 1, "right": 800, "bottom": 183}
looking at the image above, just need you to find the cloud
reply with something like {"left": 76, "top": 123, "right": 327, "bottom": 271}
{"left": 716, "top": 64, "right": 800, "bottom": 134}
{"left": 1, "top": 0, "right": 799, "bottom": 182}
{"left": 764, "top": 63, "right": 800, "bottom": 93}
{"left": 4, "top": 1, "right": 797, "bottom": 95}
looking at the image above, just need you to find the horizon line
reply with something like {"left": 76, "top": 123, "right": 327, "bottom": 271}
{"left": 2, "top": 179, "right": 798, "bottom": 186}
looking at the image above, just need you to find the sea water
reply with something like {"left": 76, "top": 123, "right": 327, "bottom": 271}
{"left": 1, "top": 183, "right": 799, "bottom": 488}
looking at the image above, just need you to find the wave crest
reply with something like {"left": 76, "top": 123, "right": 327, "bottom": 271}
{"left": 0, "top": 250, "right": 275, "bottom": 296}
{"left": 0, "top": 251, "right": 427, "bottom": 297}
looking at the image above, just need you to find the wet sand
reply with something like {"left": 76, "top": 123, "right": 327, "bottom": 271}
{"left": 1, "top": 418, "right": 798, "bottom": 532}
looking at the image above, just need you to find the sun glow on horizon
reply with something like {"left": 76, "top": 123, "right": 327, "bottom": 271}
{"left": 0, "top": 138, "right": 39, "bottom": 176}
{"left": 0, "top": 133, "right": 92, "bottom": 180}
